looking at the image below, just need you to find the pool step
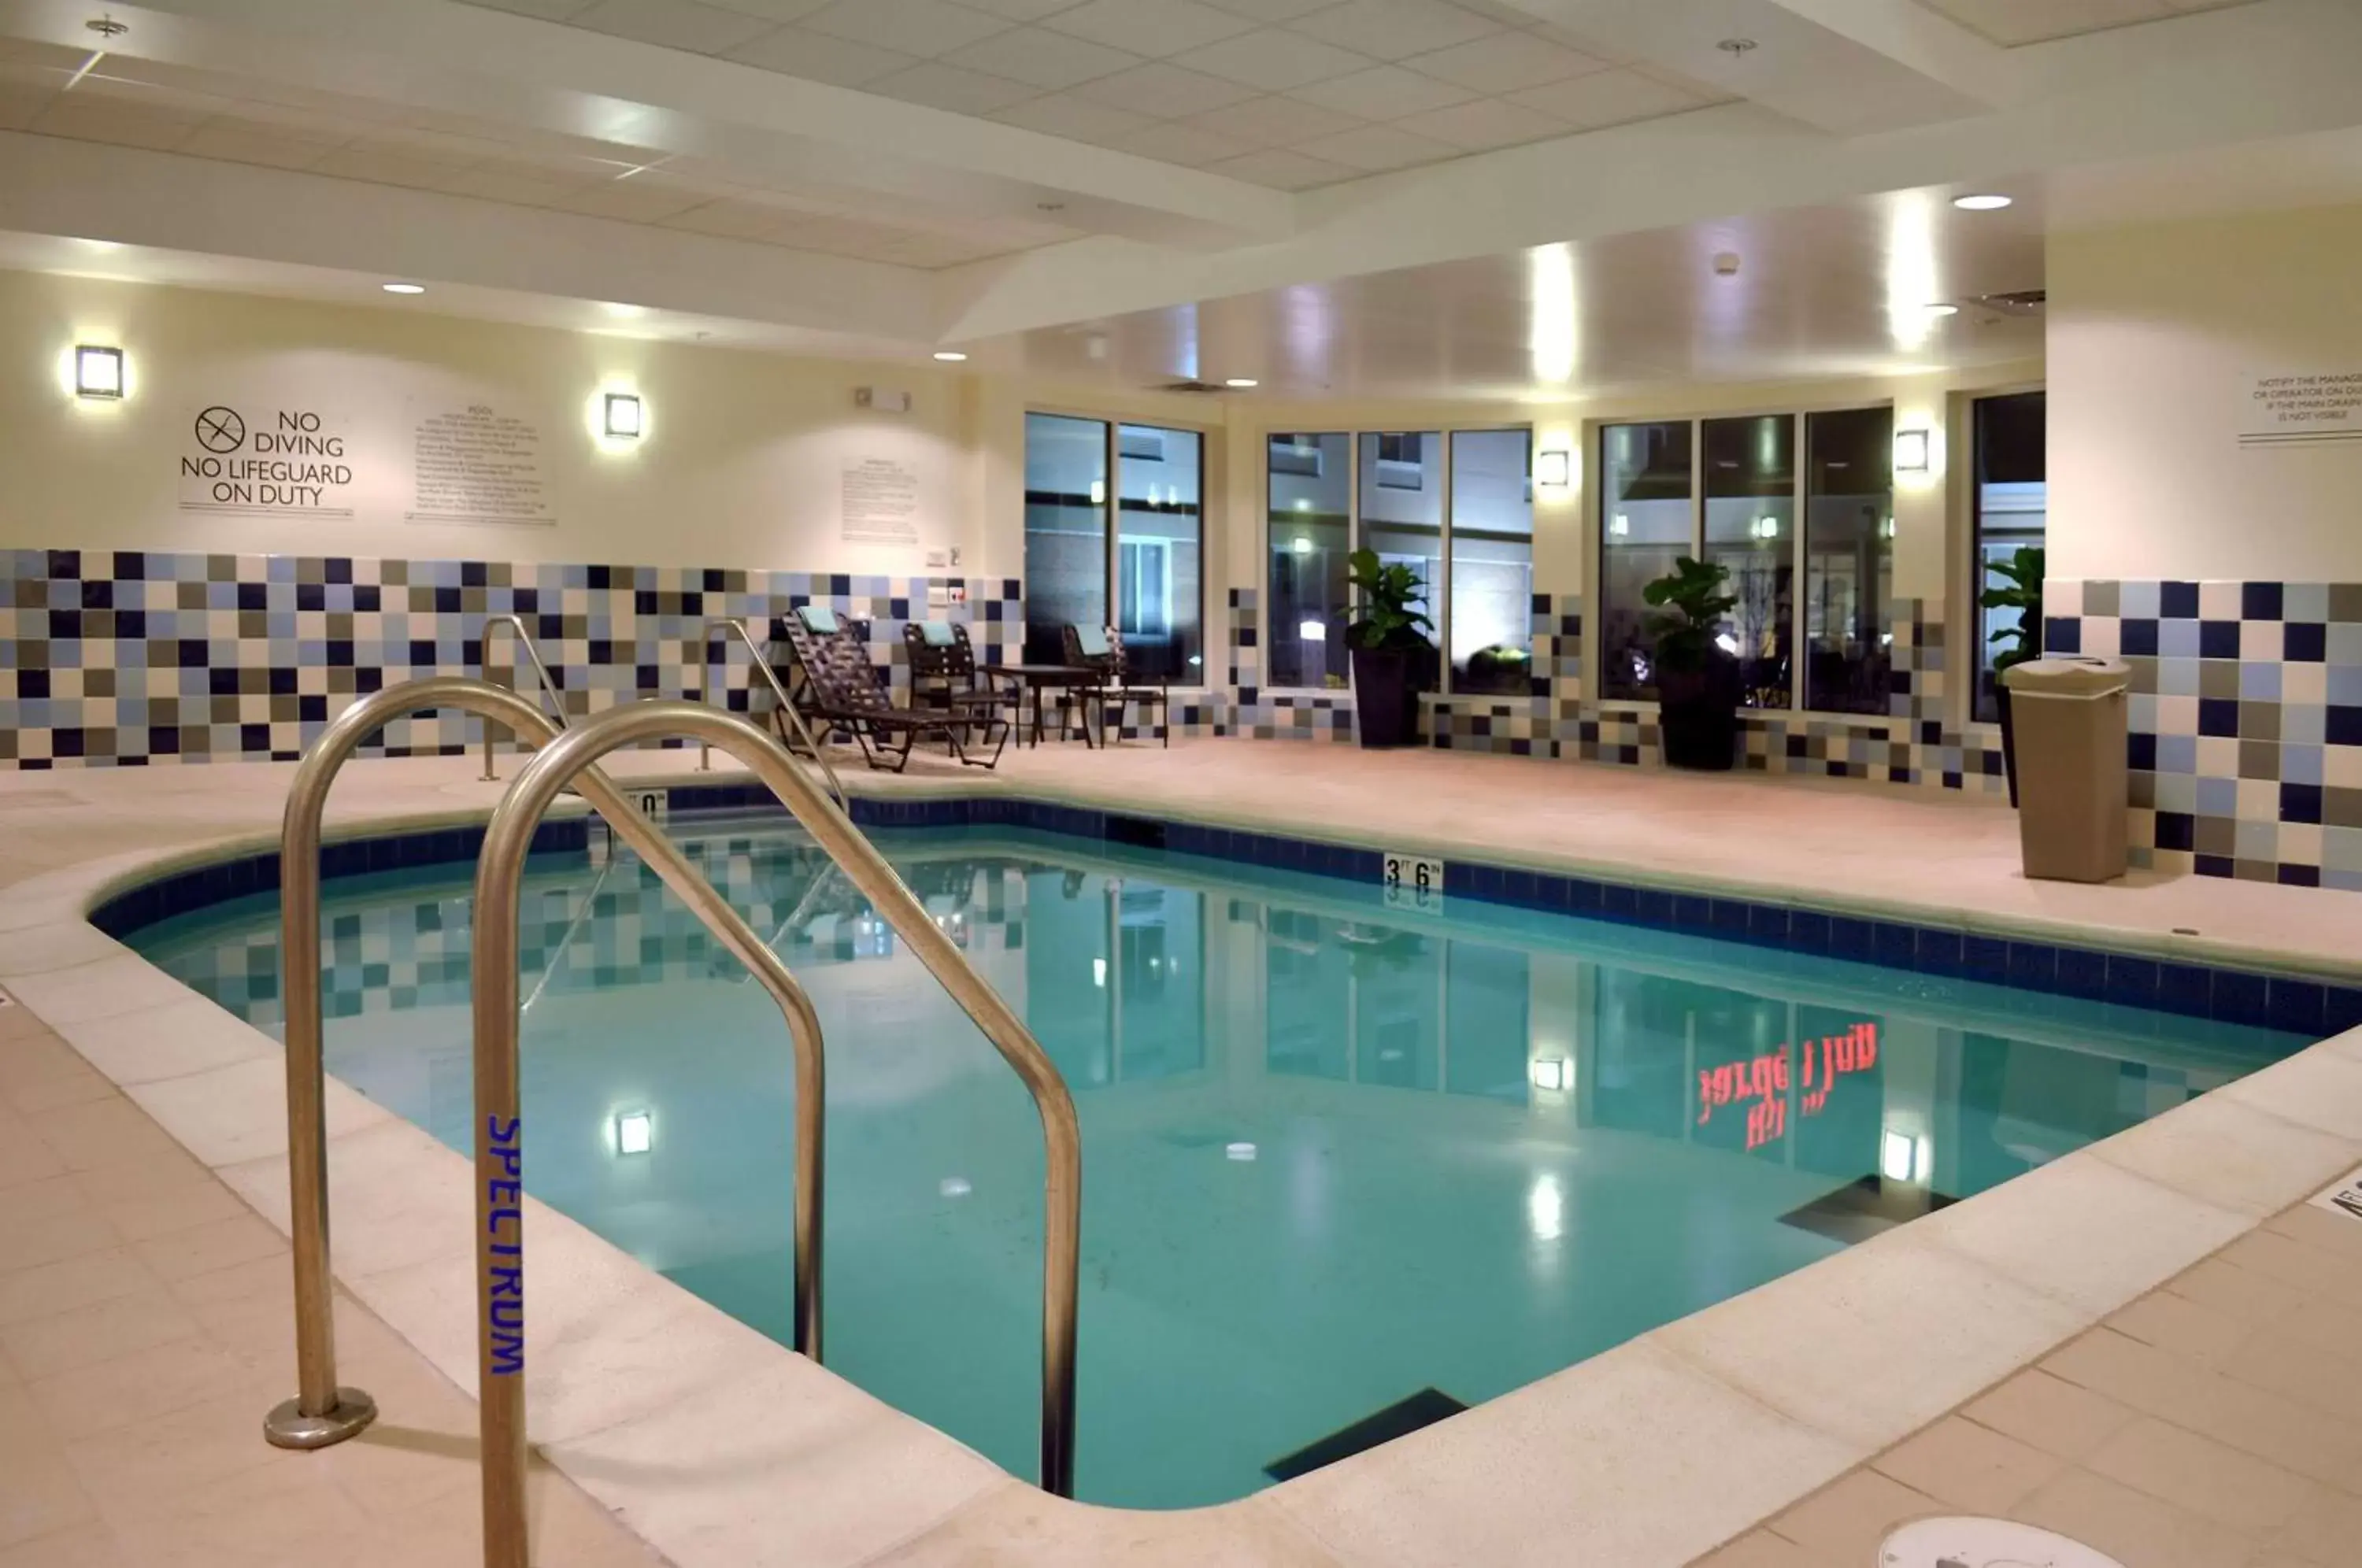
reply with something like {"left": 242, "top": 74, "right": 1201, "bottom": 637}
{"left": 1263, "top": 1387, "right": 1468, "bottom": 1482}
{"left": 1780, "top": 1172, "right": 1960, "bottom": 1245}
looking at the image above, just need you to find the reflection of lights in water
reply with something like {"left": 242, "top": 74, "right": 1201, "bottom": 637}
{"left": 1226, "top": 1141, "right": 1257, "bottom": 1162}
{"left": 939, "top": 1177, "right": 972, "bottom": 1198}
{"left": 1880, "top": 1129, "right": 1926, "bottom": 1183}
{"left": 1527, "top": 1173, "right": 1564, "bottom": 1241}
{"left": 1091, "top": 957, "right": 1107, "bottom": 988}
{"left": 1527, "top": 1058, "right": 1568, "bottom": 1091}
{"left": 613, "top": 1109, "right": 653, "bottom": 1156}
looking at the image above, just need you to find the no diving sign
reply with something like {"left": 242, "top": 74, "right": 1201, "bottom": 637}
{"left": 178, "top": 403, "right": 359, "bottom": 517}
{"left": 2306, "top": 1164, "right": 2362, "bottom": 1222}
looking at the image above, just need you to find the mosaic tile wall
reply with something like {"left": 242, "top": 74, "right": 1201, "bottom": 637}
{"left": 0, "top": 549, "right": 1020, "bottom": 767}
{"left": 2045, "top": 580, "right": 2362, "bottom": 887}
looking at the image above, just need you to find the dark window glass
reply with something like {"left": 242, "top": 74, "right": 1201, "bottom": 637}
{"left": 1599, "top": 421, "right": 1693, "bottom": 698}
{"left": 1703, "top": 416, "right": 1795, "bottom": 709}
{"left": 1023, "top": 413, "right": 1107, "bottom": 665}
{"left": 1268, "top": 434, "right": 1352, "bottom": 688}
{"left": 1116, "top": 423, "right": 1202, "bottom": 682}
{"left": 1358, "top": 431, "right": 1442, "bottom": 666}
{"left": 1449, "top": 429, "right": 1534, "bottom": 695}
{"left": 1973, "top": 392, "right": 2047, "bottom": 722}
{"left": 1803, "top": 407, "right": 1894, "bottom": 715}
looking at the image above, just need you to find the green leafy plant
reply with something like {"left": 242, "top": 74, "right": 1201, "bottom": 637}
{"left": 1641, "top": 556, "right": 1737, "bottom": 675}
{"left": 1981, "top": 545, "right": 2046, "bottom": 675}
{"left": 1346, "top": 549, "right": 1435, "bottom": 652}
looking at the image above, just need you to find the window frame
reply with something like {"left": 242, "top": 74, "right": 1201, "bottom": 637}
{"left": 1964, "top": 385, "right": 2048, "bottom": 726}
{"left": 1592, "top": 400, "right": 1897, "bottom": 719}
{"left": 1024, "top": 406, "right": 1211, "bottom": 685}
{"left": 1261, "top": 423, "right": 1535, "bottom": 698}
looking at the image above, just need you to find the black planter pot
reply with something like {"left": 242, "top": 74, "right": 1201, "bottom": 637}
{"left": 1349, "top": 644, "right": 1423, "bottom": 748}
{"left": 1995, "top": 683, "right": 2020, "bottom": 808}
{"left": 1656, "top": 656, "right": 1741, "bottom": 771}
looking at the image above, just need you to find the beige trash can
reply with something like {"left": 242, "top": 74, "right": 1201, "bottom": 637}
{"left": 2002, "top": 656, "right": 2131, "bottom": 883}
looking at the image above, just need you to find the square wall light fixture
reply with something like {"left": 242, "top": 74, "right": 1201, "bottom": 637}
{"left": 1535, "top": 449, "right": 1571, "bottom": 487}
{"left": 603, "top": 391, "right": 643, "bottom": 440}
{"left": 1894, "top": 427, "right": 1931, "bottom": 475}
{"left": 75, "top": 344, "right": 123, "bottom": 399}
{"left": 614, "top": 1108, "right": 653, "bottom": 1156}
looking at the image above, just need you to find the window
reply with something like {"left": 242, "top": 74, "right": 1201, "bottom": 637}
{"left": 1597, "top": 421, "right": 1692, "bottom": 698}
{"left": 1972, "top": 391, "right": 2046, "bottom": 722}
{"left": 1803, "top": 407, "right": 1894, "bottom": 715}
{"left": 1024, "top": 415, "right": 1202, "bottom": 679}
{"left": 1449, "top": 429, "right": 1535, "bottom": 694}
{"left": 1267, "top": 434, "right": 1352, "bottom": 688}
{"left": 1599, "top": 409, "right": 1893, "bottom": 714}
{"left": 1703, "top": 416, "right": 1794, "bottom": 710}
{"left": 1266, "top": 429, "right": 1536, "bottom": 694}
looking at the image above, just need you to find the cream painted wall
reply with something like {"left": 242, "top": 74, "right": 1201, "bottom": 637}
{"left": 2049, "top": 203, "right": 2362, "bottom": 583}
{"left": 2, "top": 270, "right": 984, "bottom": 576}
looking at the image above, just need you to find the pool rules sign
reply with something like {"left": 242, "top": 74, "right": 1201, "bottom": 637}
{"left": 178, "top": 402, "right": 358, "bottom": 518}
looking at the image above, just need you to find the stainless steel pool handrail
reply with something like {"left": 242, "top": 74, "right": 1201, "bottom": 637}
{"left": 470, "top": 702, "right": 1081, "bottom": 1568}
{"left": 479, "top": 614, "right": 570, "bottom": 782}
{"left": 267, "top": 677, "right": 829, "bottom": 1458}
{"left": 697, "top": 616, "right": 846, "bottom": 808}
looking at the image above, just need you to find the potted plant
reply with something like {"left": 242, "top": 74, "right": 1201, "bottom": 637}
{"left": 1642, "top": 555, "right": 1742, "bottom": 770}
{"left": 1981, "top": 545, "right": 2045, "bottom": 808}
{"left": 1345, "top": 548, "right": 1435, "bottom": 749}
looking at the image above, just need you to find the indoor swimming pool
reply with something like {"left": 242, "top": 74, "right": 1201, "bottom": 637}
{"left": 128, "top": 816, "right": 2313, "bottom": 1508}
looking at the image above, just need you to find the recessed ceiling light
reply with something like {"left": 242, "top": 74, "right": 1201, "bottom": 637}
{"left": 1952, "top": 194, "right": 2012, "bottom": 211}
{"left": 1224, "top": 377, "right": 1258, "bottom": 389}
{"left": 1925, "top": 303, "right": 1960, "bottom": 316}
{"left": 932, "top": 350, "right": 968, "bottom": 362}
{"left": 602, "top": 301, "right": 644, "bottom": 318}
{"left": 381, "top": 282, "right": 425, "bottom": 294}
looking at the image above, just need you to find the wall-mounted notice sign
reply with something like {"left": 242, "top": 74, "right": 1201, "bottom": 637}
{"left": 2241, "top": 371, "right": 2362, "bottom": 447}
{"left": 408, "top": 402, "right": 553, "bottom": 527}
{"left": 177, "top": 403, "right": 358, "bottom": 517}
{"left": 842, "top": 456, "right": 922, "bottom": 545}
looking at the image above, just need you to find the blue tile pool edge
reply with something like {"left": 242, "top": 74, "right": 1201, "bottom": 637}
{"left": 83, "top": 783, "right": 2358, "bottom": 1041}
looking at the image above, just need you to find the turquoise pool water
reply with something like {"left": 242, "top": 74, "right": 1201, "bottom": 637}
{"left": 131, "top": 817, "right": 2309, "bottom": 1507}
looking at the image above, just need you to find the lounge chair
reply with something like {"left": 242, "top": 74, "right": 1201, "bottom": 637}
{"left": 1062, "top": 623, "right": 1170, "bottom": 747}
{"left": 782, "top": 610, "right": 1006, "bottom": 772}
{"left": 902, "top": 620, "right": 1020, "bottom": 731}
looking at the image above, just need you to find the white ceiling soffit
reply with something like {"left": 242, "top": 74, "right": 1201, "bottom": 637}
{"left": 6, "top": 0, "right": 1294, "bottom": 249}
{"left": 933, "top": 0, "right": 2362, "bottom": 343}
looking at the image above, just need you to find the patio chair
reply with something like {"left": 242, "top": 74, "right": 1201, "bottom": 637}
{"left": 903, "top": 619, "right": 1020, "bottom": 730}
{"left": 781, "top": 611, "right": 1006, "bottom": 772}
{"left": 1061, "top": 623, "right": 1170, "bottom": 747}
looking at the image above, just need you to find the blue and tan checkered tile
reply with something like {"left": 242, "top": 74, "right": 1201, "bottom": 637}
{"left": 0, "top": 549, "right": 1020, "bottom": 767}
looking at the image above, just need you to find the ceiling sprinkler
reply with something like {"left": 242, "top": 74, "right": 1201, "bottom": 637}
{"left": 1712, "top": 252, "right": 1742, "bottom": 277}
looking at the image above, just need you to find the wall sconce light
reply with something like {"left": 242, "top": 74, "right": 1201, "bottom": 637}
{"left": 1894, "top": 428, "right": 1931, "bottom": 475}
{"left": 613, "top": 1109, "right": 653, "bottom": 1156}
{"left": 603, "top": 391, "right": 642, "bottom": 440}
{"left": 1535, "top": 449, "right": 1571, "bottom": 487}
{"left": 75, "top": 344, "right": 124, "bottom": 399}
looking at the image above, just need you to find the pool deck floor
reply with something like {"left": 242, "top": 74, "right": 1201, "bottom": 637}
{"left": 2, "top": 735, "right": 2361, "bottom": 1566}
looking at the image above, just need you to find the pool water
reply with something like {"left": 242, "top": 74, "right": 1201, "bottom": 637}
{"left": 131, "top": 817, "right": 2311, "bottom": 1507}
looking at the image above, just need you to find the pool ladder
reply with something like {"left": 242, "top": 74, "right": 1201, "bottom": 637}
{"left": 268, "top": 681, "right": 1083, "bottom": 1568}
{"left": 696, "top": 616, "right": 846, "bottom": 808}
{"left": 477, "top": 614, "right": 570, "bottom": 782}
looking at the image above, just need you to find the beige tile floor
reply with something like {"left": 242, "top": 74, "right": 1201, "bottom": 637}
{"left": 4, "top": 737, "right": 2362, "bottom": 1566}
{"left": 1696, "top": 1197, "right": 2362, "bottom": 1568}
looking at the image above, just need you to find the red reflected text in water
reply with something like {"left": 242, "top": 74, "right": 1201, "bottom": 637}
{"left": 1695, "top": 1023, "right": 1880, "bottom": 1150}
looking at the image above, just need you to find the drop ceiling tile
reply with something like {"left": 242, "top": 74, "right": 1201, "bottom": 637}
{"left": 705, "top": 0, "right": 836, "bottom": 20}
{"left": 866, "top": 59, "right": 1041, "bottom": 114}
{"left": 461, "top": 0, "right": 605, "bottom": 20}
{"left": 550, "top": 176, "right": 713, "bottom": 221}
{"left": 32, "top": 101, "right": 205, "bottom": 152}
{"left": 1200, "top": 0, "right": 1346, "bottom": 20}
{"left": 1169, "top": 28, "right": 1372, "bottom": 91}
{"left": 1103, "top": 118, "right": 1253, "bottom": 166}
{"left": 989, "top": 91, "right": 1153, "bottom": 140}
{"left": 1071, "top": 61, "right": 1258, "bottom": 117}
{"left": 446, "top": 163, "right": 601, "bottom": 205}
{"left": 1190, "top": 92, "right": 1361, "bottom": 148}
{"left": 309, "top": 146, "right": 484, "bottom": 190}
{"left": 1392, "top": 94, "right": 1565, "bottom": 150}
{"left": 1288, "top": 61, "right": 1472, "bottom": 118}
{"left": 944, "top": 26, "right": 1140, "bottom": 90}
{"left": 953, "top": 0, "right": 1089, "bottom": 18}
{"left": 660, "top": 197, "right": 804, "bottom": 239}
{"left": 175, "top": 124, "right": 339, "bottom": 171}
{"left": 0, "top": 82, "right": 55, "bottom": 132}
{"left": 1202, "top": 146, "right": 1357, "bottom": 188}
{"left": 1042, "top": 0, "right": 1256, "bottom": 57}
{"left": 724, "top": 26, "right": 918, "bottom": 83}
{"left": 1916, "top": 0, "right": 2194, "bottom": 46}
{"left": 1287, "top": 0, "right": 1499, "bottom": 61}
{"left": 1293, "top": 119, "right": 1455, "bottom": 171}
{"left": 1403, "top": 31, "right": 1610, "bottom": 94}
{"left": 1505, "top": 67, "right": 1708, "bottom": 130}
{"left": 568, "top": 0, "right": 780, "bottom": 54}
{"left": 802, "top": 0, "right": 1013, "bottom": 55}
